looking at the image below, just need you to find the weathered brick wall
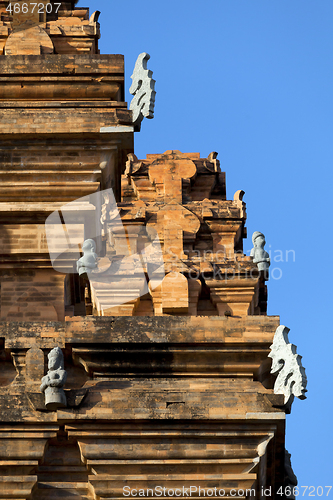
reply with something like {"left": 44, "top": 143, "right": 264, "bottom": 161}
{"left": 0, "top": 316, "right": 286, "bottom": 498}
{"left": 0, "top": 270, "right": 65, "bottom": 320}
{"left": 0, "top": 53, "right": 133, "bottom": 322}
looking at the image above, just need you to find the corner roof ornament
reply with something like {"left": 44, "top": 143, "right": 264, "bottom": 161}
{"left": 269, "top": 325, "right": 307, "bottom": 410}
{"left": 129, "top": 52, "right": 156, "bottom": 132}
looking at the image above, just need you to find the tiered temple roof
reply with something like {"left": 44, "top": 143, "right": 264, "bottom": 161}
{"left": 0, "top": 3, "right": 305, "bottom": 499}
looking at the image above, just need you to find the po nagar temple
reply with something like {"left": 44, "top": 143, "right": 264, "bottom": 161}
{"left": 0, "top": 1, "right": 307, "bottom": 499}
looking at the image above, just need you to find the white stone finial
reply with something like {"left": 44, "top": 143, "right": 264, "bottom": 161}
{"left": 129, "top": 53, "right": 156, "bottom": 130}
{"left": 250, "top": 231, "right": 270, "bottom": 273}
{"left": 268, "top": 325, "right": 307, "bottom": 407}
{"left": 40, "top": 347, "right": 67, "bottom": 410}
{"left": 76, "top": 239, "right": 98, "bottom": 275}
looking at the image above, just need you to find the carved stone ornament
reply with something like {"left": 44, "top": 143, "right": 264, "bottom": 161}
{"left": 40, "top": 347, "right": 67, "bottom": 410}
{"left": 129, "top": 52, "right": 156, "bottom": 130}
{"left": 76, "top": 239, "right": 98, "bottom": 276}
{"left": 268, "top": 325, "right": 307, "bottom": 407}
{"left": 250, "top": 231, "right": 270, "bottom": 273}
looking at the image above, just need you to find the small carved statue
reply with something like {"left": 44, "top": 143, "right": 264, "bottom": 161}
{"left": 76, "top": 239, "right": 98, "bottom": 276}
{"left": 250, "top": 231, "right": 270, "bottom": 272}
{"left": 130, "top": 52, "right": 156, "bottom": 130}
{"left": 40, "top": 347, "right": 67, "bottom": 410}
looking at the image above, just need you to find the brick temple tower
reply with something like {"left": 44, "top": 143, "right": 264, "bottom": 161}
{"left": 0, "top": 2, "right": 306, "bottom": 499}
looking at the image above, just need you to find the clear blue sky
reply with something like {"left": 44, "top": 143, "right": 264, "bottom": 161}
{"left": 82, "top": 0, "right": 333, "bottom": 491}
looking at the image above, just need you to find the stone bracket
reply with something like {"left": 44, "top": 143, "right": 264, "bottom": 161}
{"left": 27, "top": 389, "right": 88, "bottom": 412}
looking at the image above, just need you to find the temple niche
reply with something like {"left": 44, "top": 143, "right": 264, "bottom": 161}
{"left": 0, "top": 2, "right": 306, "bottom": 500}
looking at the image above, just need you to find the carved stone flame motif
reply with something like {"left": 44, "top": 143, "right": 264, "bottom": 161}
{"left": 269, "top": 325, "right": 307, "bottom": 406}
{"left": 130, "top": 52, "right": 156, "bottom": 130}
